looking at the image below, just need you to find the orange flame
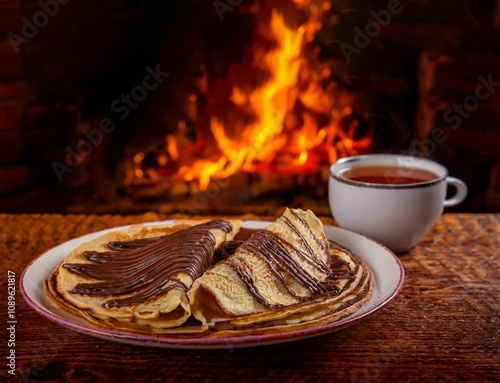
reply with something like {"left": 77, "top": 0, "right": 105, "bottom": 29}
{"left": 128, "top": 2, "right": 373, "bottom": 191}
{"left": 210, "top": 11, "right": 304, "bottom": 179}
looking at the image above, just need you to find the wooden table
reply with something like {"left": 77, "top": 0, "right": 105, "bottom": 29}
{"left": 1, "top": 212, "right": 499, "bottom": 382}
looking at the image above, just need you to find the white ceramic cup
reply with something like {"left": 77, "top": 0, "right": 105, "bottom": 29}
{"left": 328, "top": 154, "right": 468, "bottom": 253}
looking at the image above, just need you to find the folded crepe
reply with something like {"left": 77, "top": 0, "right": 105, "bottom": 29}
{"left": 45, "top": 209, "right": 373, "bottom": 336}
{"left": 45, "top": 219, "right": 242, "bottom": 331}
{"left": 187, "top": 208, "right": 373, "bottom": 335}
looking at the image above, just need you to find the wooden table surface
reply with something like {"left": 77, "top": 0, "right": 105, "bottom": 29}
{"left": 1, "top": 212, "right": 499, "bottom": 382}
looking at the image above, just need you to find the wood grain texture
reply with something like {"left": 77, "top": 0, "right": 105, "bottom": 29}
{"left": 1, "top": 213, "right": 499, "bottom": 382}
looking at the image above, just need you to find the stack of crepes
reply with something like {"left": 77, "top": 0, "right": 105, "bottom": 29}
{"left": 45, "top": 209, "right": 373, "bottom": 336}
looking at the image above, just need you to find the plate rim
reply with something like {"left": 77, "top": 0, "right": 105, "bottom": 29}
{"left": 20, "top": 219, "right": 405, "bottom": 349}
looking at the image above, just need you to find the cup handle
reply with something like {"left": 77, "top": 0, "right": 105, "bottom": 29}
{"left": 443, "top": 177, "right": 468, "bottom": 207}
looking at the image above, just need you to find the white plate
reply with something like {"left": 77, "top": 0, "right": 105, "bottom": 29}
{"left": 21, "top": 220, "right": 404, "bottom": 349}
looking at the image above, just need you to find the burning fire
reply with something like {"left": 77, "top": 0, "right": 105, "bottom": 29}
{"left": 128, "top": 1, "right": 373, "bottom": 192}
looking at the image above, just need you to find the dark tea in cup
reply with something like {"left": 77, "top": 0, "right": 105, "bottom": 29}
{"left": 329, "top": 154, "right": 468, "bottom": 252}
{"left": 340, "top": 166, "right": 438, "bottom": 185}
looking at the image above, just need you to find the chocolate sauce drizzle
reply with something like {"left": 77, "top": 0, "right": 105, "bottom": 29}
{"left": 226, "top": 211, "right": 355, "bottom": 309}
{"left": 63, "top": 220, "right": 233, "bottom": 308}
{"left": 214, "top": 240, "right": 244, "bottom": 261}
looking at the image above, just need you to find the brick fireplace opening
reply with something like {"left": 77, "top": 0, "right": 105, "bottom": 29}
{"left": 1, "top": 0, "right": 499, "bottom": 215}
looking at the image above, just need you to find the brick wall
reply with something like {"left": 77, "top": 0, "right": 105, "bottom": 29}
{"left": 333, "top": 0, "right": 500, "bottom": 211}
{"left": 411, "top": 3, "right": 500, "bottom": 212}
{"left": 0, "top": 0, "right": 149, "bottom": 212}
{"left": 0, "top": 0, "right": 499, "bottom": 212}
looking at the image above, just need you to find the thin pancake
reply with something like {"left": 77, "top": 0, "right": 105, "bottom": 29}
{"left": 187, "top": 209, "right": 373, "bottom": 332}
{"left": 45, "top": 210, "right": 374, "bottom": 336}
{"left": 45, "top": 219, "right": 241, "bottom": 330}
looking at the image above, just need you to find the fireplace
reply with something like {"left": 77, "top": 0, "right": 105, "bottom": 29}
{"left": 120, "top": 1, "right": 378, "bottom": 216}
{"left": 1, "top": 0, "right": 499, "bottom": 214}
